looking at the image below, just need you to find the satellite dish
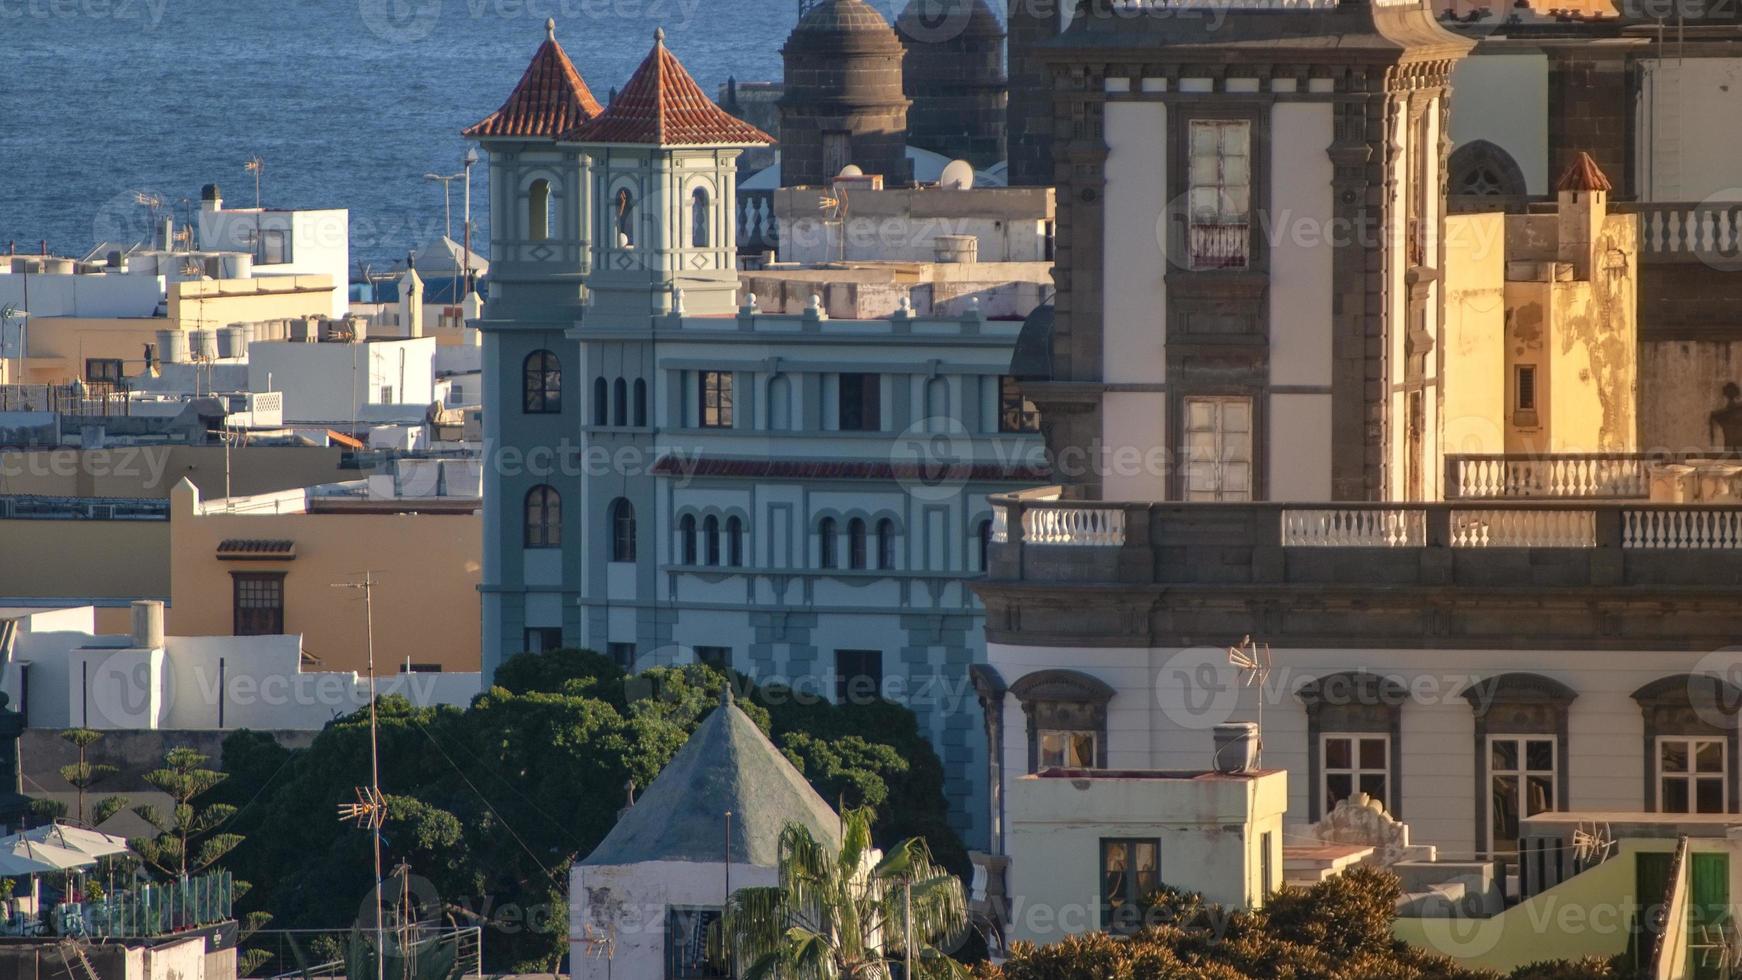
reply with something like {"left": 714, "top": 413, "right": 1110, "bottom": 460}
{"left": 837, "top": 164, "right": 864, "bottom": 178}
{"left": 939, "top": 159, "right": 976, "bottom": 191}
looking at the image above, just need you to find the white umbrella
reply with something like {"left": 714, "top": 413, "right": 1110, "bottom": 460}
{"left": 21, "top": 824, "right": 130, "bottom": 860}
{"left": 0, "top": 839, "right": 94, "bottom": 874}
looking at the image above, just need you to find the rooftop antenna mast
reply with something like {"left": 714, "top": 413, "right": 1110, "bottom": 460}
{"left": 245, "top": 156, "right": 266, "bottom": 209}
{"left": 334, "top": 572, "right": 386, "bottom": 980}
{"left": 1227, "top": 635, "right": 1273, "bottom": 766}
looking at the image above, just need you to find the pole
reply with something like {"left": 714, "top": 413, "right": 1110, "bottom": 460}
{"left": 462, "top": 151, "right": 475, "bottom": 299}
{"left": 723, "top": 810, "right": 732, "bottom": 976}
{"left": 904, "top": 878, "right": 912, "bottom": 980}
{"left": 366, "top": 573, "right": 384, "bottom": 980}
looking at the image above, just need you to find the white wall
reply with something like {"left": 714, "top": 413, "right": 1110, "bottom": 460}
{"left": 1638, "top": 57, "right": 1742, "bottom": 202}
{"left": 571, "top": 860, "right": 777, "bottom": 980}
{"left": 1101, "top": 102, "right": 1168, "bottom": 390}
{"left": 0, "top": 270, "right": 165, "bottom": 322}
{"left": 247, "top": 337, "right": 437, "bottom": 424}
{"left": 198, "top": 208, "right": 350, "bottom": 317}
{"left": 1449, "top": 53, "right": 1550, "bottom": 195}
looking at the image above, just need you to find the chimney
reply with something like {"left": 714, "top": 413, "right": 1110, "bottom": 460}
{"left": 130, "top": 600, "right": 165, "bottom": 649}
{"left": 160, "top": 217, "right": 175, "bottom": 252}
{"left": 201, "top": 183, "right": 223, "bottom": 212}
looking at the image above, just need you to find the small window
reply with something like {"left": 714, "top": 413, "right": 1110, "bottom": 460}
{"left": 524, "top": 485, "right": 562, "bottom": 549}
{"left": 593, "top": 378, "right": 609, "bottom": 425}
{"left": 611, "top": 498, "right": 636, "bottom": 562}
{"left": 1260, "top": 831, "right": 1275, "bottom": 898}
{"left": 822, "top": 131, "right": 852, "bottom": 179}
{"left": 698, "top": 371, "right": 734, "bottom": 428}
{"left": 634, "top": 379, "right": 648, "bottom": 427}
{"left": 1515, "top": 364, "right": 1538, "bottom": 413}
{"left": 1489, "top": 735, "right": 1557, "bottom": 852}
{"left": 1039, "top": 730, "right": 1097, "bottom": 769}
{"left": 608, "top": 643, "right": 636, "bottom": 672}
{"left": 999, "top": 377, "right": 1041, "bottom": 433}
{"left": 726, "top": 516, "right": 744, "bottom": 567}
{"left": 85, "top": 358, "right": 125, "bottom": 390}
{"left": 704, "top": 515, "right": 721, "bottom": 566}
{"left": 1323, "top": 734, "right": 1390, "bottom": 813}
{"left": 614, "top": 378, "right": 629, "bottom": 426}
{"left": 233, "top": 572, "right": 285, "bottom": 636}
{"left": 838, "top": 373, "right": 881, "bottom": 432}
{"left": 615, "top": 188, "right": 636, "bottom": 248}
{"left": 680, "top": 514, "right": 698, "bottom": 565}
{"left": 876, "top": 519, "right": 895, "bottom": 571}
{"left": 523, "top": 350, "right": 562, "bottom": 414}
{"left": 1100, "top": 839, "right": 1160, "bottom": 933}
{"left": 847, "top": 518, "right": 867, "bottom": 570}
{"left": 818, "top": 517, "right": 837, "bottom": 569}
{"left": 691, "top": 188, "right": 712, "bottom": 249}
{"left": 399, "top": 663, "right": 442, "bottom": 674}
{"left": 529, "top": 179, "right": 552, "bottom": 241}
{"left": 257, "top": 228, "right": 290, "bottom": 265}
{"left": 1659, "top": 737, "right": 1727, "bottom": 814}
{"left": 523, "top": 627, "right": 563, "bottom": 654}
{"left": 695, "top": 646, "right": 732, "bottom": 672}
{"left": 835, "top": 649, "right": 882, "bottom": 705}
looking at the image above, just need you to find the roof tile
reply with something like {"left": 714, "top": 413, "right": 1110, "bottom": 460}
{"left": 564, "top": 29, "right": 774, "bottom": 147}
{"left": 1555, "top": 151, "right": 1613, "bottom": 193}
{"left": 464, "top": 21, "right": 604, "bottom": 139}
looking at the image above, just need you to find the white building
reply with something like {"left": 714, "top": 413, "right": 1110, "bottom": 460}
{"left": 247, "top": 335, "right": 437, "bottom": 426}
{"left": 196, "top": 183, "right": 350, "bottom": 318}
{"left": 570, "top": 689, "right": 841, "bottom": 980}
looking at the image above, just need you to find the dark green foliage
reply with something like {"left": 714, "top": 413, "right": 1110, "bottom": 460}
{"left": 981, "top": 867, "right": 1622, "bottom": 980}
{"left": 220, "top": 652, "right": 968, "bottom": 973}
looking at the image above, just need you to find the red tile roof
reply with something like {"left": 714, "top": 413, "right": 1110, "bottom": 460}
{"left": 464, "top": 20, "right": 604, "bottom": 139}
{"left": 1555, "top": 151, "right": 1613, "bottom": 193}
{"left": 564, "top": 29, "right": 774, "bottom": 147}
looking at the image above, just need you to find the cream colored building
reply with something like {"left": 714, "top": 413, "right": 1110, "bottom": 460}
{"left": 166, "top": 479, "right": 482, "bottom": 673}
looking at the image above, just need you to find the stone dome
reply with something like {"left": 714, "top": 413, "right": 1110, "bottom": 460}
{"left": 780, "top": 0, "right": 912, "bottom": 187}
{"left": 788, "top": 0, "right": 907, "bottom": 51}
{"left": 895, "top": 0, "right": 1006, "bottom": 43}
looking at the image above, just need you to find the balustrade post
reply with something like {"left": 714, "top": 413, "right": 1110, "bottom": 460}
{"left": 1421, "top": 505, "right": 1453, "bottom": 584}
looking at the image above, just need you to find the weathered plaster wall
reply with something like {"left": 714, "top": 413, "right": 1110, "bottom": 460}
{"left": 1639, "top": 339, "right": 1742, "bottom": 452}
{"left": 1442, "top": 213, "right": 1508, "bottom": 456}
{"left": 1545, "top": 216, "right": 1637, "bottom": 453}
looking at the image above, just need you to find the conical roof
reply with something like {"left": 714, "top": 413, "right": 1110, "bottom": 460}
{"left": 564, "top": 30, "right": 775, "bottom": 146}
{"left": 1555, "top": 151, "right": 1613, "bottom": 193}
{"left": 580, "top": 691, "right": 840, "bottom": 867}
{"left": 464, "top": 20, "right": 604, "bottom": 139}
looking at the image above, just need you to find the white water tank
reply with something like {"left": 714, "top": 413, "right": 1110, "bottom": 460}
{"left": 130, "top": 600, "right": 165, "bottom": 650}
{"left": 217, "top": 326, "right": 248, "bottom": 359}
{"left": 189, "top": 329, "right": 218, "bottom": 361}
{"left": 1212, "top": 722, "right": 1261, "bottom": 774}
{"left": 155, "top": 329, "right": 189, "bottom": 364}
{"left": 934, "top": 234, "right": 978, "bottom": 264}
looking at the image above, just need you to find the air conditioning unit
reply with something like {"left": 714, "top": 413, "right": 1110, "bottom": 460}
{"left": 87, "top": 504, "right": 115, "bottom": 520}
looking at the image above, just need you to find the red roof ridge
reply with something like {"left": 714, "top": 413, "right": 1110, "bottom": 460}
{"left": 563, "top": 29, "right": 775, "bottom": 147}
{"left": 464, "top": 20, "right": 604, "bottom": 139}
{"left": 1555, "top": 151, "right": 1613, "bottom": 193}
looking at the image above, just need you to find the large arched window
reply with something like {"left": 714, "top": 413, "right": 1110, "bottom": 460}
{"left": 593, "top": 378, "right": 609, "bottom": 425}
{"left": 876, "top": 518, "right": 895, "bottom": 571}
{"left": 610, "top": 498, "right": 636, "bottom": 562}
{"left": 633, "top": 379, "right": 648, "bottom": 427}
{"left": 691, "top": 187, "right": 711, "bottom": 248}
{"left": 818, "top": 517, "right": 837, "bottom": 569}
{"left": 1010, "top": 669, "right": 1115, "bottom": 772}
{"left": 523, "top": 350, "right": 561, "bottom": 414}
{"left": 613, "top": 378, "right": 628, "bottom": 426}
{"left": 847, "top": 518, "right": 867, "bottom": 570}
{"left": 726, "top": 516, "right": 744, "bottom": 567}
{"left": 528, "top": 179, "right": 552, "bottom": 241}
{"left": 1460, "top": 673, "right": 1577, "bottom": 856}
{"left": 524, "top": 485, "right": 561, "bottom": 548}
{"left": 615, "top": 188, "right": 636, "bottom": 248}
{"left": 704, "top": 515, "right": 721, "bottom": 566}
{"left": 679, "top": 514, "right": 698, "bottom": 565}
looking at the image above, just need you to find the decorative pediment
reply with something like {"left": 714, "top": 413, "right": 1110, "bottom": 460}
{"left": 1009, "top": 669, "right": 1115, "bottom": 707}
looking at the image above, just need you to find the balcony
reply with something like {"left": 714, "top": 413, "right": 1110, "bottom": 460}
{"left": 1446, "top": 452, "right": 1742, "bottom": 501}
{"left": 1188, "top": 223, "right": 1249, "bottom": 271}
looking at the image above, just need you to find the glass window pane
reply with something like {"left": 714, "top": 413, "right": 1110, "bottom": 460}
{"left": 1664, "top": 777, "right": 1691, "bottom": 814}
{"left": 1663, "top": 740, "right": 1690, "bottom": 774}
{"left": 1325, "top": 737, "right": 1352, "bottom": 770}
{"left": 1186, "top": 399, "right": 1217, "bottom": 429}
{"left": 1326, "top": 774, "right": 1352, "bottom": 807}
{"left": 1040, "top": 732, "right": 1063, "bottom": 769}
{"left": 1070, "top": 733, "right": 1097, "bottom": 768}
{"left": 1525, "top": 775, "right": 1554, "bottom": 815}
{"left": 1697, "top": 778, "right": 1725, "bottom": 814}
{"left": 1696, "top": 741, "right": 1724, "bottom": 774}
{"left": 1526, "top": 740, "right": 1555, "bottom": 772}
{"left": 1492, "top": 775, "right": 1520, "bottom": 845}
{"left": 1359, "top": 738, "right": 1387, "bottom": 770}
{"left": 1190, "top": 123, "right": 1219, "bottom": 155}
{"left": 1358, "top": 773, "right": 1387, "bottom": 802}
{"left": 1492, "top": 739, "right": 1518, "bottom": 772}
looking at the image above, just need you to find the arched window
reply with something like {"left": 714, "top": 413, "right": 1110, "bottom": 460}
{"left": 633, "top": 379, "right": 648, "bottom": 427}
{"left": 523, "top": 350, "right": 561, "bottom": 414}
{"left": 528, "top": 179, "right": 552, "bottom": 241}
{"left": 613, "top": 378, "right": 628, "bottom": 426}
{"left": 703, "top": 516, "right": 721, "bottom": 566}
{"left": 876, "top": 519, "right": 895, "bottom": 571}
{"left": 610, "top": 498, "right": 636, "bottom": 562}
{"left": 524, "top": 485, "right": 561, "bottom": 548}
{"left": 727, "top": 516, "right": 744, "bottom": 567}
{"left": 679, "top": 514, "right": 698, "bottom": 565}
{"left": 818, "top": 517, "right": 837, "bottom": 569}
{"left": 767, "top": 374, "right": 792, "bottom": 431}
{"left": 847, "top": 518, "right": 867, "bottom": 570}
{"left": 593, "top": 378, "right": 609, "bottom": 425}
{"left": 691, "top": 187, "right": 711, "bottom": 248}
{"left": 1447, "top": 140, "right": 1528, "bottom": 199}
{"left": 615, "top": 188, "right": 636, "bottom": 248}
{"left": 978, "top": 518, "right": 993, "bottom": 571}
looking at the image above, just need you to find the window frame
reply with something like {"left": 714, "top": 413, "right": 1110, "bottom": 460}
{"left": 818, "top": 517, "right": 837, "bottom": 569}
{"left": 1185, "top": 119, "right": 1252, "bottom": 271}
{"left": 875, "top": 518, "right": 895, "bottom": 571}
{"left": 847, "top": 518, "right": 867, "bottom": 570}
{"left": 835, "top": 648, "right": 883, "bottom": 705}
{"left": 232, "top": 571, "right": 286, "bottom": 637}
{"left": 1182, "top": 395, "right": 1254, "bottom": 502}
{"left": 1011, "top": 669, "right": 1115, "bottom": 774}
{"left": 690, "top": 188, "right": 712, "bottom": 249}
{"left": 523, "top": 350, "right": 562, "bottom": 414}
{"left": 84, "top": 358, "right": 125, "bottom": 389}
{"left": 1657, "top": 735, "right": 1729, "bottom": 814}
{"left": 610, "top": 498, "right": 636, "bottom": 562}
{"left": 1099, "top": 838, "right": 1161, "bottom": 933}
{"left": 607, "top": 642, "right": 636, "bottom": 672}
{"left": 1321, "top": 732, "right": 1392, "bottom": 815}
{"left": 523, "top": 627, "right": 563, "bottom": 654}
{"left": 703, "top": 515, "right": 721, "bottom": 566}
{"left": 679, "top": 514, "right": 698, "bottom": 565}
{"left": 837, "top": 373, "right": 881, "bottom": 432}
{"left": 524, "top": 485, "right": 562, "bottom": 549}
{"left": 1037, "top": 728, "right": 1098, "bottom": 770}
{"left": 698, "top": 371, "right": 734, "bottom": 429}
{"left": 726, "top": 516, "right": 744, "bottom": 568}
{"left": 528, "top": 179, "right": 552, "bottom": 241}
{"left": 1487, "top": 733, "right": 1559, "bottom": 854}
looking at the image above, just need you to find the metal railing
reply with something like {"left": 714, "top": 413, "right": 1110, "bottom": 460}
{"left": 1188, "top": 222, "right": 1249, "bottom": 270}
{"left": 56, "top": 870, "right": 233, "bottom": 940}
{"left": 0, "top": 384, "right": 132, "bottom": 416}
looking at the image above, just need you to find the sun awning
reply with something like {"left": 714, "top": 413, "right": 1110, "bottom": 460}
{"left": 216, "top": 539, "right": 296, "bottom": 561}
{"left": 326, "top": 429, "right": 365, "bottom": 449}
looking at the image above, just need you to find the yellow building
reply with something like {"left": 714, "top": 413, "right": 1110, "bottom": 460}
{"left": 165, "top": 479, "right": 482, "bottom": 673}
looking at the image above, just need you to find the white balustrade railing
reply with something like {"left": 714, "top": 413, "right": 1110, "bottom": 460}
{"left": 990, "top": 507, "right": 1009, "bottom": 544}
{"left": 1021, "top": 505, "right": 1127, "bottom": 546}
{"left": 1451, "top": 455, "right": 1650, "bottom": 499}
{"left": 1624, "top": 509, "right": 1742, "bottom": 549}
{"left": 1631, "top": 204, "right": 1742, "bottom": 257}
{"left": 1281, "top": 508, "right": 1425, "bottom": 547}
{"left": 1450, "top": 509, "right": 1596, "bottom": 547}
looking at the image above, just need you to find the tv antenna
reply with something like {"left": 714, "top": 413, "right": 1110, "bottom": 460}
{"left": 1571, "top": 822, "right": 1616, "bottom": 866}
{"left": 332, "top": 572, "right": 386, "bottom": 980}
{"left": 1227, "top": 635, "right": 1273, "bottom": 765}
{"left": 245, "top": 156, "right": 266, "bottom": 208}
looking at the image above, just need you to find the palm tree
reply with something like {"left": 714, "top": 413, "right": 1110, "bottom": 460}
{"left": 714, "top": 807, "right": 970, "bottom": 980}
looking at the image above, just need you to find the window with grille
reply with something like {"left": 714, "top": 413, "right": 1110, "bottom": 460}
{"left": 1515, "top": 365, "right": 1537, "bottom": 412}
{"left": 698, "top": 371, "right": 733, "bottom": 428}
{"left": 1187, "top": 120, "right": 1251, "bottom": 270}
{"left": 1489, "top": 735, "right": 1556, "bottom": 852}
{"left": 523, "top": 351, "right": 561, "bottom": 414}
{"left": 524, "top": 485, "right": 562, "bottom": 548}
{"left": 1660, "top": 737, "right": 1727, "bottom": 814}
{"left": 232, "top": 573, "right": 285, "bottom": 636}
{"left": 1183, "top": 396, "right": 1253, "bottom": 501}
{"left": 1322, "top": 734, "right": 1390, "bottom": 813}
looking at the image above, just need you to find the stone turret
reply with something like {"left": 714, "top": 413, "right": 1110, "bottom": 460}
{"left": 896, "top": 0, "right": 1007, "bottom": 169}
{"left": 1555, "top": 151, "right": 1612, "bottom": 280}
{"left": 780, "top": 0, "right": 911, "bottom": 187}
